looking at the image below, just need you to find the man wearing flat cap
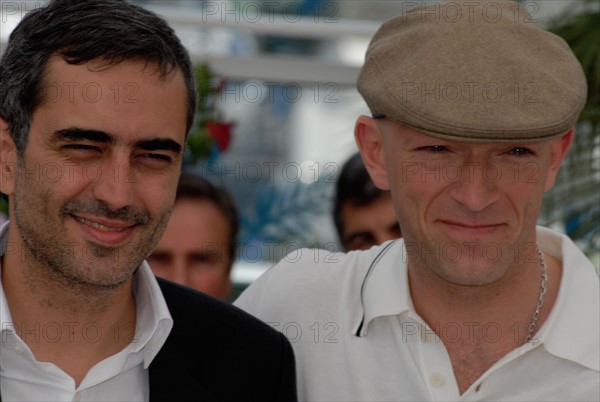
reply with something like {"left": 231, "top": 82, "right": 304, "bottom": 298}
{"left": 236, "top": 1, "right": 599, "bottom": 400}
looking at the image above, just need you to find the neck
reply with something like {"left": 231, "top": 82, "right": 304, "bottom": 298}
{"left": 409, "top": 256, "right": 547, "bottom": 336}
{"left": 407, "top": 249, "right": 562, "bottom": 394}
{"left": 1, "top": 235, "right": 138, "bottom": 386}
{"left": 4, "top": 237, "right": 135, "bottom": 312}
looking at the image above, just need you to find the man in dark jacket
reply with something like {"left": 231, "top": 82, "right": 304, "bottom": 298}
{"left": 0, "top": 1, "right": 296, "bottom": 400}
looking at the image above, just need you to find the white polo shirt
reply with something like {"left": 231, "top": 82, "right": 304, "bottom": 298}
{"left": 0, "top": 222, "right": 174, "bottom": 401}
{"left": 235, "top": 226, "right": 600, "bottom": 401}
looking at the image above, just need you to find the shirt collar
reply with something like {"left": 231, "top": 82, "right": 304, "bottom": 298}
{"left": 0, "top": 222, "right": 13, "bottom": 332}
{"left": 353, "top": 239, "right": 411, "bottom": 337}
{"left": 352, "top": 227, "right": 599, "bottom": 371}
{"left": 131, "top": 260, "right": 173, "bottom": 368}
{"left": 0, "top": 221, "right": 173, "bottom": 369}
{"left": 535, "top": 226, "right": 599, "bottom": 371}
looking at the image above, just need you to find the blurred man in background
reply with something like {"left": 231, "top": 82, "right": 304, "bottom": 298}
{"left": 148, "top": 172, "right": 238, "bottom": 300}
{"left": 333, "top": 152, "right": 401, "bottom": 251}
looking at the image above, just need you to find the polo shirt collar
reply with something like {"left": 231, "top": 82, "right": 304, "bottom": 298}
{"left": 535, "top": 226, "right": 599, "bottom": 371}
{"left": 353, "top": 239, "right": 411, "bottom": 337}
{"left": 352, "top": 227, "right": 599, "bottom": 372}
{"left": 0, "top": 221, "right": 173, "bottom": 369}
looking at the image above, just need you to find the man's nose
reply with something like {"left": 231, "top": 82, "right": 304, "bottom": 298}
{"left": 448, "top": 162, "right": 500, "bottom": 212}
{"left": 89, "top": 158, "right": 135, "bottom": 211}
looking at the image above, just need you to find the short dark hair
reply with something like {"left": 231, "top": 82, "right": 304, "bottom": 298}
{"left": 0, "top": 0, "right": 197, "bottom": 156}
{"left": 176, "top": 172, "right": 240, "bottom": 266}
{"left": 333, "top": 152, "right": 389, "bottom": 241}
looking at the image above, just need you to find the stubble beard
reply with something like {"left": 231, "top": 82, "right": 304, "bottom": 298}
{"left": 12, "top": 166, "right": 171, "bottom": 307}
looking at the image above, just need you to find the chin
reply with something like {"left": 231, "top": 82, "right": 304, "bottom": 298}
{"left": 437, "top": 260, "right": 507, "bottom": 287}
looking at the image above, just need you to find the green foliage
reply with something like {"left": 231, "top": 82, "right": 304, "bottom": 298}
{"left": 548, "top": 2, "right": 600, "bottom": 129}
{"left": 186, "top": 130, "right": 214, "bottom": 161}
{"left": 195, "top": 64, "right": 220, "bottom": 118}
{"left": 543, "top": 2, "right": 600, "bottom": 262}
{"left": 186, "top": 65, "right": 220, "bottom": 163}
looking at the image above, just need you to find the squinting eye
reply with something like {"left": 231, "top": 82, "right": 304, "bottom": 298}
{"left": 420, "top": 145, "right": 447, "bottom": 152}
{"left": 191, "top": 254, "right": 210, "bottom": 264}
{"left": 62, "top": 144, "right": 101, "bottom": 157}
{"left": 137, "top": 153, "right": 172, "bottom": 163}
{"left": 64, "top": 144, "right": 99, "bottom": 152}
{"left": 147, "top": 253, "right": 170, "bottom": 265}
{"left": 509, "top": 147, "right": 533, "bottom": 156}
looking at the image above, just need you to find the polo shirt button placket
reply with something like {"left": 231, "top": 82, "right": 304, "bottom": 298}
{"left": 423, "top": 331, "right": 437, "bottom": 343}
{"left": 430, "top": 372, "right": 445, "bottom": 387}
{"left": 14, "top": 344, "right": 24, "bottom": 357}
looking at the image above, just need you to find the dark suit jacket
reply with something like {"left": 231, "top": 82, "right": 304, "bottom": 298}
{"left": 0, "top": 279, "right": 297, "bottom": 402}
{"left": 149, "top": 278, "right": 297, "bottom": 401}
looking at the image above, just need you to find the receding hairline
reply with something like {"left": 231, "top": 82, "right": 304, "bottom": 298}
{"left": 36, "top": 53, "right": 188, "bottom": 109}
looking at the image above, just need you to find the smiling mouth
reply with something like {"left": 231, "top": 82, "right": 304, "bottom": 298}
{"left": 444, "top": 222, "right": 501, "bottom": 228}
{"left": 439, "top": 220, "right": 504, "bottom": 233}
{"left": 73, "top": 216, "right": 133, "bottom": 232}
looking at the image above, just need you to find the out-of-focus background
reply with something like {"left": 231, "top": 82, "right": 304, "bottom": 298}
{"left": 1, "top": 0, "right": 598, "bottom": 293}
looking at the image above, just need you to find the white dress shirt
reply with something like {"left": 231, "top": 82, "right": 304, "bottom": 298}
{"left": 0, "top": 222, "right": 173, "bottom": 401}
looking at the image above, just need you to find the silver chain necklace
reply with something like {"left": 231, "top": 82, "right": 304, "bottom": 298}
{"left": 525, "top": 245, "right": 548, "bottom": 342}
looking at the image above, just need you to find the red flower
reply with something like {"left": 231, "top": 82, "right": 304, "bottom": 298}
{"left": 206, "top": 121, "right": 234, "bottom": 152}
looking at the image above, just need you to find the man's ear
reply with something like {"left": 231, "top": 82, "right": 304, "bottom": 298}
{"left": 0, "top": 117, "right": 18, "bottom": 196}
{"left": 544, "top": 128, "right": 574, "bottom": 191}
{"left": 354, "top": 115, "right": 390, "bottom": 190}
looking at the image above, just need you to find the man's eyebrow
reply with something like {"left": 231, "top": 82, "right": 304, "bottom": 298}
{"left": 52, "top": 129, "right": 182, "bottom": 154}
{"left": 150, "top": 251, "right": 171, "bottom": 257}
{"left": 52, "top": 128, "right": 113, "bottom": 143}
{"left": 191, "top": 250, "right": 219, "bottom": 256}
{"left": 345, "top": 231, "right": 373, "bottom": 242}
{"left": 134, "top": 138, "right": 182, "bottom": 154}
{"left": 389, "top": 223, "right": 401, "bottom": 231}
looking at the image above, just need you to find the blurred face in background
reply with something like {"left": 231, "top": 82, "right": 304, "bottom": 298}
{"left": 340, "top": 193, "right": 401, "bottom": 251}
{"left": 148, "top": 198, "right": 232, "bottom": 299}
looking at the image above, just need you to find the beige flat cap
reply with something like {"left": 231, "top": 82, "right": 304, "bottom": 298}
{"left": 357, "top": 0, "right": 587, "bottom": 142}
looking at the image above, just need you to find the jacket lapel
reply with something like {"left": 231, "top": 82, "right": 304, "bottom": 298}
{"left": 149, "top": 360, "right": 217, "bottom": 401}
